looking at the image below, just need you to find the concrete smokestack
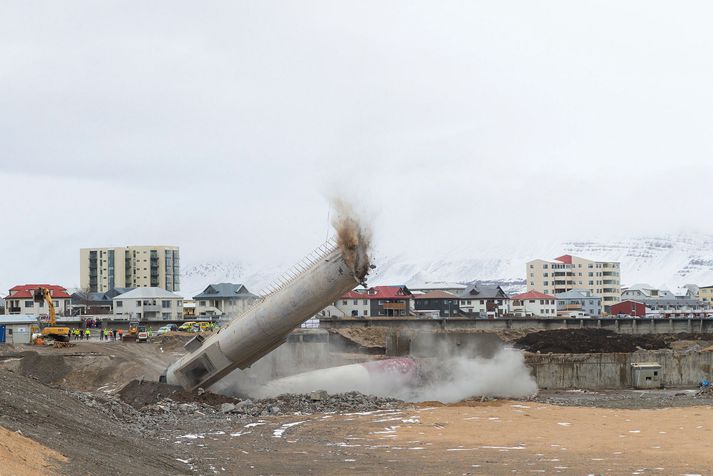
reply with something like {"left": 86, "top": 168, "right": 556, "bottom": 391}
{"left": 165, "top": 212, "right": 371, "bottom": 391}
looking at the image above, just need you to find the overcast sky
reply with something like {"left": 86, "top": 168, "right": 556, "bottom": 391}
{"left": 2, "top": 1, "right": 713, "bottom": 292}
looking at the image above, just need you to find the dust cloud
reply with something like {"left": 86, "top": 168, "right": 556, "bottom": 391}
{"left": 214, "top": 335, "right": 537, "bottom": 404}
{"left": 330, "top": 197, "right": 372, "bottom": 282}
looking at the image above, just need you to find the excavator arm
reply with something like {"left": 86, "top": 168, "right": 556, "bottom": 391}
{"left": 33, "top": 287, "right": 68, "bottom": 342}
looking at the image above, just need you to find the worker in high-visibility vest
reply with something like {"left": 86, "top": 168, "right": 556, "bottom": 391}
{"left": 85, "top": 328, "right": 91, "bottom": 340}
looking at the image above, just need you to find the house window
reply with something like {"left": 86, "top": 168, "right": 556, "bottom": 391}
{"left": 363, "top": 310, "right": 367, "bottom": 316}
{"left": 200, "top": 301, "right": 206, "bottom": 306}
{"left": 363, "top": 300, "right": 367, "bottom": 305}
{"left": 162, "top": 312, "right": 171, "bottom": 319}
{"left": 137, "top": 300, "right": 142, "bottom": 306}
{"left": 162, "top": 300, "right": 171, "bottom": 308}
{"left": 342, "top": 300, "right": 347, "bottom": 305}
{"left": 116, "top": 301, "right": 123, "bottom": 308}
{"left": 353, "top": 300, "right": 358, "bottom": 305}
{"left": 24, "top": 301, "right": 33, "bottom": 308}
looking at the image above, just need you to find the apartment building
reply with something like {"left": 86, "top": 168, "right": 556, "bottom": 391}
{"left": 80, "top": 246, "right": 180, "bottom": 293}
{"left": 526, "top": 254, "right": 621, "bottom": 311}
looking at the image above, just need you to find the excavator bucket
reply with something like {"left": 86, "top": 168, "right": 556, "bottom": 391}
{"left": 33, "top": 288, "right": 45, "bottom": 302}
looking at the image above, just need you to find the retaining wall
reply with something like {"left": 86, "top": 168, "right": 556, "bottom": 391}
{"left": 526, "top": 350, "right": 713, "bottom": 389}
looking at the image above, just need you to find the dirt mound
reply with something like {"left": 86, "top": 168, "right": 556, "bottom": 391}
{"left": 0, "top": 369, "right": 188, "bottom": 475}
{"left": 17, "top": 351, "right": 70, "bottom": 384}
{"left": 514, "top": 329, "right": 713, "bottom": 354}
{"left": 149, "top": 332, "right": 195, "bottom": 351}
{"left": 118, "top": 379, "right": 236, "bottom": 408}
{"left": 0, "top": 426, "right": 67, "bottom": 476}
{"left": 332, "top": 327, "right": 387, "bottom": 349}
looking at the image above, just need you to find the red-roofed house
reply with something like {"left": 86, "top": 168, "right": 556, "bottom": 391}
{"left": 511, "top": 291, "right": 557, "bottom": 317}
{"left": 317, "top": 285, "right": 414, "bottom": 318}
{"left": 4, "top": 284, "right": 71, "bottom": 317}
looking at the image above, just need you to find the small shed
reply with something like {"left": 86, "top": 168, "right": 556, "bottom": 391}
{"left": 0, "top": 315, "right": 37, "bottom": 345}
{"left": 631, "top": 362, "right": 662, "bottom": 389}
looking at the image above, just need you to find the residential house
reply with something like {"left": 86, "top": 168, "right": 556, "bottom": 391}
{"left": 80, "top": 245, "right": 180, "bottom": 292}
{"left": 458, "top": 284, "right": 510, "bottom": 318}
{"left": 4, "top": 284, "right": 71, "bottom": 317}
{"left": 70, "top": 287, "right": 134, "bottom": 315}
{"left": 555, "top": 289, "right": 601, "bottom": 317}
{"left": 610, "top": 300, "right": 646, "bottom": 318}
{"left": 414, "top": 291, "right": 461, "bottom": 317}
{"left": 526, "top": 254, "right": 621, "bottom": 311}
{"left": 408, "top": 282, "right": 467, "bottom": 296}
{"left": 193, "top": 283, "right": 260, "bottom": 317}
{"left": 365, "top": 286, "right": 413, "bottom": 317}
{"left": 113, "top": 287, "right": 183, "bottom": 320}
{"left": 621, "top": 283, "right": 702, "bottom": 313}
{"left": 329, "top": 290, "right": 371, "bottom": 318}
{"left": 511, "top": 291, "right": 557, "bottom": 317}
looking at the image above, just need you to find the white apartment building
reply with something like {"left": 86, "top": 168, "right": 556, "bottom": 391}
{"left": 526, "top": 254, "right": 621, "bottom": 311}
{"left": 80, "top": 246, "right": 180, "bottom": 293}
{"left": 113, "top": 287, "right": 184, "bottom": 321}
{"left": 511, "top": 291, "right": 557, "bottom": 317}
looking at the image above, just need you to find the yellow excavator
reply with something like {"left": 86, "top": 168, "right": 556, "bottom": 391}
{"left": 33, "top": 287, "right": 71, "bottom": 342}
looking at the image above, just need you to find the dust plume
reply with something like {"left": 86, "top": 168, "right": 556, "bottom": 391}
{"left": 330, "top": 198, "right": 372, "bottom": 282}
{"left": 227, "top": 333, "right": 538, "bottom": 403}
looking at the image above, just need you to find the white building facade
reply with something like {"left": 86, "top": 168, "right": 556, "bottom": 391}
{"left": 113, "top": 287, "right": 184, "bottom": 320}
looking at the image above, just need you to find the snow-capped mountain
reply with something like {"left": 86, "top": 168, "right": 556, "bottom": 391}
{"left": 179, "top": 232, "right": 713, "bottom": 298}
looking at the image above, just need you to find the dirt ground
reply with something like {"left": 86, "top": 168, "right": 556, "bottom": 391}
{"left": 3, "top": 332, "right": 713, "bottom": 474}
{"left": 515, "top": 328, "right": 713, "bottom": 353}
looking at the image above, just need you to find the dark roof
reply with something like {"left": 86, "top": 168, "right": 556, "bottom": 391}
{"left": 414, "top": 291, "right": 459, "bottom": 300}
{"left": 193, "top": 283, "right": 259, "bottom": 300}
{"left": 459, "top": 285, "right": 509, "bottom": 300}
{"left": 71, "top": 287, "right": 134, "bottom": 305}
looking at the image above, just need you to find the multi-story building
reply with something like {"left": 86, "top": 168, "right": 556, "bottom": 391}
{"left": 510, "top": 291, "right": 557, "bottom": 317}
{"left": 113, "top": 287, "right": 183, "bottom": 320}
{"left": 193, "top": 283, "right": 260, "bottom": 318}
{"left": 4, "top": 284, "right": 72, "bottom": 317}
{"left": 80, "top": 246, "right": 180, "bottom": 293}
{"left": 699, "top": 285, "right": 713, "bottom": 306}
{"left": 555, "top": 289, "right": 601, "bottom": 317}
{"left": 526, "top": 254, "right": 621, "bottom": 312}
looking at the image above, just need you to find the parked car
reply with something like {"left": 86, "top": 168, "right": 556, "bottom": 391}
{"left": 157, "top": 324, "right": 178, "bottom": 335}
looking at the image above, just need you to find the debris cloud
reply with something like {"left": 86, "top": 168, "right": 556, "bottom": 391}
{"left": 330, "top": 197, "right": 372, "bottom": 282}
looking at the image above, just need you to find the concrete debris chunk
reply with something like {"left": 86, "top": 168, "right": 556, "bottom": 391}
{"left": 310, "top": 390, "right": 328, "bottom": 401}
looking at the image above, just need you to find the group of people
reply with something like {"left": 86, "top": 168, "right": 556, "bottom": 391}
{"left": 70, "top": 327, "right": 124, "bottom": 341}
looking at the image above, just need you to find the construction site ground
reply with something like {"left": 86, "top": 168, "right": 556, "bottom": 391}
{"left": 2, "top": 331, "right": 713, "bottom": 474}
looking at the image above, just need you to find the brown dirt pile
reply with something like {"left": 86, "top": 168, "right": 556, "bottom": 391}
{"left": 18, "top": 351, "right": 70, "bottom": 384}
{"left": 118, "top": 380, "right": 236, "bottom": 408}
{"left": 332, "top": 327, "right": 388, "bottom": 349}
{"left": 515, "top": 329, "right": 713, "bottom": 353}
{"left": 0, "top": 426, "right": 67, "bottom": 476}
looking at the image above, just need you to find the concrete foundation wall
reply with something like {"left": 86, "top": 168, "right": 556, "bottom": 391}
{"left": 321, "top": 317, "right": 713, "bottom": 335}
{"left": 527, "top": 350, "right": 713, "bottom": 389}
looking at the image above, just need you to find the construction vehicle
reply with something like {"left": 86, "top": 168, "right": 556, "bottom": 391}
{"left": 121, "top": 319, "right": 140, "bottom": 342}
{"left": 33, "top": 287, "right": 71, "bottom": 342}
